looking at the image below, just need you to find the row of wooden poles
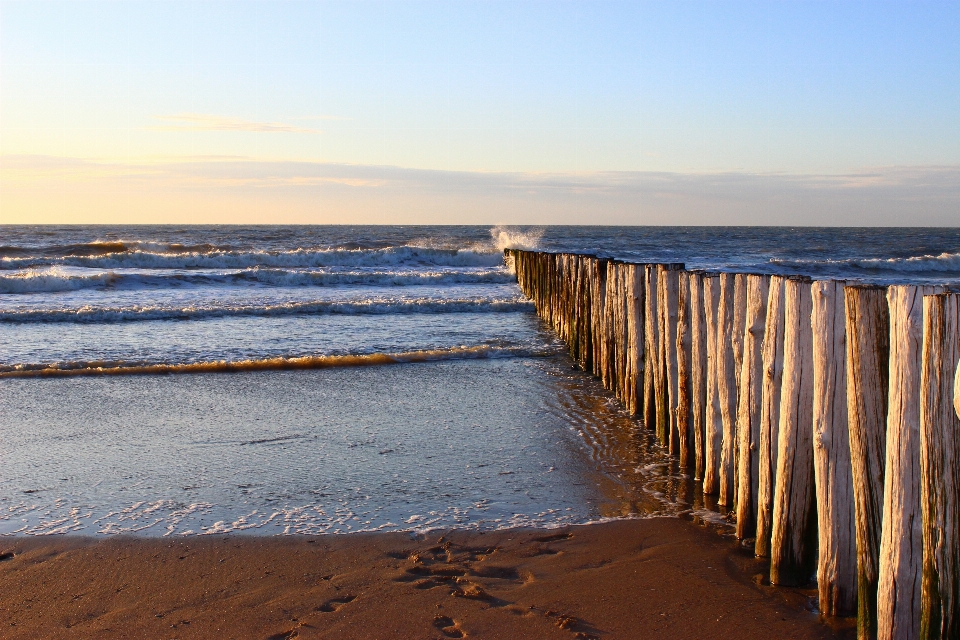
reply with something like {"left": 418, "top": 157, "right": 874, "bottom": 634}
{"left": 506, "top": 249, "right": 960, "bottom": 640}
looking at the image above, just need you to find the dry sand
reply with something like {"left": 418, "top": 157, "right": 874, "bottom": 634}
{"left": 1, "top": 517, "right": 853, "bottom": 639}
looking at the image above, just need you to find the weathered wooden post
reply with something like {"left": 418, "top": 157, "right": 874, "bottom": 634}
{"left": 611, "top": 262, "right": 629, "bottom": 401}
{"left": 563, "top": 254, "right": 575, "bottom": 362}
{"left": 616, "top": 263, "right": 631, "bottom": 406}
{"left": 733, "top": 272, "right": 749, "bottom": 395}
{"left": 920, "top": 293, "right": 960, "bottom": 640}
{"left": 578, "top": 256, "right": 595, "bottom": 373}
{"left": 619, "top": 261, "right": 631, "bottom": 399}
{"left": 736, "top": 274, "right": 770, "bottom": 540}
{"left": 690, "top": 272, "right": 709, "bottom": 481}
{"left": 601, "top": 260, "right": 617, "bottom": 391}
{"left": 625, "top": 264, "right": 645, "bottom": 416}
{"left": 878, "top": 284, "right": 941, "bottom": 640}
{"left": 659, "top": 264, "right": 683, "bottom": 452}
{"left": 733, "top": 272, "right": 749, "bottom": 503}
{"left": 644, "top": 264, "right": 660, "bottom": 431}
{"left": 677, "top": 271, "right": 694, "bottom": 468}
{"left": 718, "top": 273, "right": 740, "bottom": 507}
{"left": 613, "top": 262, "right": 626, "bottom": 397}
{"left": 756, "top": 275, "right": 787, "bottom": 558}
{"left": 703, "top": 273, "right": 723, "bottom": 495}
{"left": 845, "top": 284, "right": 890, "bottom": 639}
{"left": 812, "top": 280, "right": 857, "bottom": 617}
{"left": 770, "top": 276, "right": 816, "bottom": 586}
{"left": 590, "top": 258, "right": 609, "bottom": 382}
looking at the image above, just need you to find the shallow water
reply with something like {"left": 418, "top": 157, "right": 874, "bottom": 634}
{"left": 0, "top": 357, "right": 698, "bottom": 536}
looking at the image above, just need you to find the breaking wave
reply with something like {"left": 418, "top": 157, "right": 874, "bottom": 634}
{"left": 0, "top": 240, "right": 221, "bottom": 258}
{"left": 1, "top": 245, "right": 505, "bottom": 271}
{"left": 771, "top": 251, "right": 960, "bottom": 274}
{"left": 0, "top": 266, "right": 514, "bottom": 294}
{"left": 490, "top": 225, "right": 542, "bottom": 252}
{"left": 0, "top": 296, "right": 534, "bottom": 323}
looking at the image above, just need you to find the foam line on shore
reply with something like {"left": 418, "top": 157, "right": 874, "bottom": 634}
{"left": 0, "top": 345, "right": 552, "bottom": 378}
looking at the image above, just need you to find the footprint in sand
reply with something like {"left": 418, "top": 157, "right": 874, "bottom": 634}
{"left": 432, "top": 615, "right": 465, "bottom": 638}
{"left": 396, "top": 564, "right": 468, "bottom": 590}
{"left": 315, "top": 594, "right": 357, "bottom": 613}
{"left": 532, "top": 532, "right": 573, "bottom": 543}
{"left": 468, "top": 565, "right": 520, "bottom": 581}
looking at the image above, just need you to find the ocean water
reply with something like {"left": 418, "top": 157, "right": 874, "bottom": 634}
{"left": 2, "top": 225, "right": 958, "bottom": 536}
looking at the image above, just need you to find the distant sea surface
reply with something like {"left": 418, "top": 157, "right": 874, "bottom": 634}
{"left": 2, "top": 225, "right": 958, "bottom": 536}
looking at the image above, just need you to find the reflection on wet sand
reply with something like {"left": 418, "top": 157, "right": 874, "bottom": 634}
{"left": 539, "top": 357, "right": 734, "bottom": 530}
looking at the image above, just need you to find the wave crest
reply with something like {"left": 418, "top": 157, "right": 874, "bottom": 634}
{"left": 771, "top": 251, "right": 960, "bottom": 274}
{"left": 490, "top": 226, "right": 542, "bottom": 252}
{"left": 0, "top": 266, "right": 514, "bottom": 294}
{"left": 0, "top": 297, "right": 534, "bottom": 323}
{"left": 1, "top": 245, "right": 505, "bottom": 271}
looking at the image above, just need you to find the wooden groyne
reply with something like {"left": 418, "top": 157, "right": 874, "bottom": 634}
{"left": 507, "top": 249, "right": 960, "bottom": 639}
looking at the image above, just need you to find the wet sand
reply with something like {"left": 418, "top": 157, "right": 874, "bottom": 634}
{"left": 0, "top": 517, "right": 852, "bottom": 639}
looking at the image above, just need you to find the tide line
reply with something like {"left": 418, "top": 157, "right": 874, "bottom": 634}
{"left": 0, "top": 345, "right": 552, "bottom": 379}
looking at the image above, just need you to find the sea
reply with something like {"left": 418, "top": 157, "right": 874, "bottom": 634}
{"left": 2, "top": 225, "right": 959, "bottom": 537}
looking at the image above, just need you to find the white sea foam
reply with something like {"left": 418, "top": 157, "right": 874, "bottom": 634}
{"left": 0, "top": 498, "right": 595, "bottom": 537}
{"left": 490, "top": 225, "right": 543, "bottom": 252}
{"left": 1, "top": 245, "right": 505, "bottom": 271}
{"left": 771, "top": 251, "right": 960, "bottom": 274}
{"left": 0, "top": 266, "right": 514, "bottom": 294}
{"left": 0, "top": 344, "right": 552, "bottom": 377}
{"left": 0, "top": 266, "right": 122, "bottom": 294}
{"left": 0, "top": 296, "right": 534, "bottom": 323}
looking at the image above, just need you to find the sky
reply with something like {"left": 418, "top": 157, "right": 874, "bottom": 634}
{"left": 1, "top": 0, "right": 959, "bottom": 225}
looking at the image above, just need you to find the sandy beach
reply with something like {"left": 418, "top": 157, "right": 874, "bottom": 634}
{"left": 1, "top": 517, "right": 852, "bottom": 639}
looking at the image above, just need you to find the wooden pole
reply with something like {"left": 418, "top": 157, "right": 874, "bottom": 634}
{"left": 846, "top": 284, "right": 891, "bottom": 640}
{"left": 770, "top": 276, "right": 816, "bottom": 586}
{"left": 812, "top": 280, "right": 857, "bottom": 617}
{"left": 718, "top": 273, "right": 740, "bottom": 507}
{"left": 657, "top": 266, "right": 670, "bottom": 446}
{"left": 610, "top": 262, "right": 628, "bottom": 401}
{"left": 733, "top": 272, "right": 749, "bottom": 397}
{"left": 591, "top": 258, "right": 608, "bottom": 382}
{"left": 618, "top": 263, "right": 631, "bottom": 406}
{"left": 736, "top": 274, "right": 770, "bottom": 539}
{"left": 920, "top": 293, "right": 960, "bottom": 640}
{"left": 677, "top": 271, "right": 694, "bottom": 469}
{"left": 659, "top": 264, "right": 683, "bottom": 452}
{"left": 644, "top": 264, "right": 660, "bottom": 431}
{"left": 703, "top": 273, "right": 723, "bottom": 495}
{"left": 626, "top": 264, "right": 645, "bottom": 417}
{"left": 690, "top": 272, "right": 709, "bottom": 481}
{"left": 756, "top": 275, "right": 787, "bottom": 558}
{"left": 601, "top": 260, "right": 617, "bottom": 391}
{"left": 878, "top": 284, "right": 941, "bottom": 640}
{"left": 612, "top": 262, "right": 625, "bottom": 396}
{"left": 579, "top": 255, "right": 595, "bottom": 373}
{"left": 733, "top": 272, "right": 748, "bottom": 506}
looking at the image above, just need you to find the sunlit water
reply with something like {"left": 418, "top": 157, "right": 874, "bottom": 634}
{"left": 1, "top": 225, "right": 957, "bottom": 536}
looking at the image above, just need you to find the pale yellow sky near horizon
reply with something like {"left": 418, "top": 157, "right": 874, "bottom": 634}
{"left": 3, "top": 155, "right": 958, "bottom": 226}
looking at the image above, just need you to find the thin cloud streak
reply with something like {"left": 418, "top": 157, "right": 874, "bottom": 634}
{"left": 148, "top": 114, "right": 321, "bottom": 134}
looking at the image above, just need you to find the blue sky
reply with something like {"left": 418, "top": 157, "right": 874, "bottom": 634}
{"left": 2, "top": 0, "right": 959, "bottom": 223}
